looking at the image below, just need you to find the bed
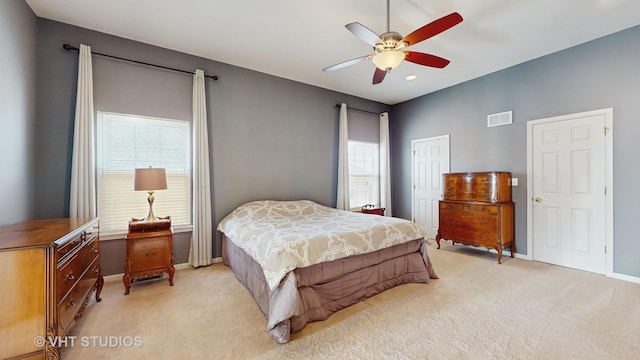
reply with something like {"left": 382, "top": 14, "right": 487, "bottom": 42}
{"left": 217, "top": 200, "right": 438, "bottom": 343}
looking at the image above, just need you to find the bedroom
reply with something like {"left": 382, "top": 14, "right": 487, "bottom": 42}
{"left": 2, "top": 0, "right": 640, "bottom": 358}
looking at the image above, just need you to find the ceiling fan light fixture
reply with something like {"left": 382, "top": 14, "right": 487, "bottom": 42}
{"left": 372, "top": 51, "right": 405, "bottom": 71}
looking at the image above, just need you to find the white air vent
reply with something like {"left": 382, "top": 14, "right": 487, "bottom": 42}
{"left": 487, "top": 111, "right": 513, "bottom": 127}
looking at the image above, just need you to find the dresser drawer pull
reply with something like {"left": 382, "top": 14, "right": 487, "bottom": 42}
{"left": 145, "top": 252, "right": 158, "bottom": 258}
{"left": 64, "top": 272, "right": 75, "bottom": 282}
{"left": 66, "top": 299, "right": 76, "bottom": 308}
{"left": 91, "top": 246, "right": 98, "bottom": 253}
{"left": 93, "top": 267, "right": 100, "bottom": 273}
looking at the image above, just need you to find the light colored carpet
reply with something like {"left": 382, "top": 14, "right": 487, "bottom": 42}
{"left": 62, "top": 242, "right": 640, "bottom": 359}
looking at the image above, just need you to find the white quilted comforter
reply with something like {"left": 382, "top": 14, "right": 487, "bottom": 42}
{"left": 217, "top": 200, "right": 427, "bottom": 291}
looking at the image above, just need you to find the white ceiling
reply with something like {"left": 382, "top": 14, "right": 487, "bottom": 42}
{"left": 25, "top": 0, "right": 640, "bottom": 105}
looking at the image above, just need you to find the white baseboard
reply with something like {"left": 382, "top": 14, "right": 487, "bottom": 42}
{"left": 613, "top": 272, "right": 640, "bottom": 284}
{"left": 442, "top": 241, "right": 640, "bottom": 284}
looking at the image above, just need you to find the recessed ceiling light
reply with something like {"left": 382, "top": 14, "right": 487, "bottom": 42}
{"left": 406, "top": 75, "right": 417, "bottom": 81}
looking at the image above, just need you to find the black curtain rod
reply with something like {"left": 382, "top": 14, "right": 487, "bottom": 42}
{"left": 63, "top": 44, "right": 218, "bottom": 80}
{"left": 335, "top": 104, "right": 381, "bottom": 116}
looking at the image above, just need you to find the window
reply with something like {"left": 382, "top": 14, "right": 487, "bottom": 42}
{"left": 96, "top": 112, "right": 191, "bottom": 234}
{"left": 348, "top": 141, "right": 379, "bottom": 209}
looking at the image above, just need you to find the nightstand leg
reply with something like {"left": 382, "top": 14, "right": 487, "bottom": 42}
{"left": 435, "top": 233, "right": 442, "bottom": 249}
{"left": 123, "top": 273, "right": 131, "bottom": 295}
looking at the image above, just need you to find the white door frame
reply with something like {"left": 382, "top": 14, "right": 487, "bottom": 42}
{"left": 526, "top": 108, "right": 614, "bottom": 276}
{"left": 411, "top": 134, "right": 450, "bottom": 235}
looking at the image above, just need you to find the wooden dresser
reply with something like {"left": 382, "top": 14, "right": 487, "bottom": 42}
{"left": 436, "top": 172, "right": 515, "bottom": 263}
{"left": 0, "top": 217, "right": 103, "bottom": 359}
{"left": 123, "top": 218, "right": 175, "bottom": 295}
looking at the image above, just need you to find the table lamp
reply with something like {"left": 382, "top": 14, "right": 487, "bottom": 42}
{"left": 134, "top": 167, "right": 167, "bottom": 223}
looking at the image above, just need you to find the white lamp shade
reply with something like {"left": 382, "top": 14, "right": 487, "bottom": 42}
{"left": 134, "top": 168, "right": 167, "bottom": 191}
{"left": 372, "top": 51, "right": 405, "bottom": 71}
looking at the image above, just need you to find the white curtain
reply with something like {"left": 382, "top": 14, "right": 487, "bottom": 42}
{"left": 69, "top": 44, "right": 96, "bottom": 218}
{"left": 190, "top": 69, "right": 213, "bottom": 267}
{"left": 336, "top": 103, "right": 350, "bottom": 210}
{"left": 380, "top": 112, "right": 392, "bottom": 216}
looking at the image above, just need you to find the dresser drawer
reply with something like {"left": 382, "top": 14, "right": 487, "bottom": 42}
{"left": 439, "top": 224, "right": 480, "bottom": 243}
{"left": 440, "top": 213, "right": 497, "bottom": 234}
{"left": 131, "top": 236, "right": 169, "bottom": 272}
{"left": 443, "top": 172, "right": 511, "bottom": 202}
{"left": 58, "top": 256, "right": 100, "bottom": 335}
{"left": 440, "top": 202, "right": 498, "bottom": 214}
{"left": 56, "top": 231, "right": 98, "bottom": 263}
{"left": 57, "top": 237, "right": 99, "bottom": 302}
{"left": 56, "top": 233, "right": 82, "bottom": 262}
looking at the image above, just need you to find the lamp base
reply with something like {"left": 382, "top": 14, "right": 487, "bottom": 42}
{"left": 141, "top": 191, "right": 161, "bottom": 223}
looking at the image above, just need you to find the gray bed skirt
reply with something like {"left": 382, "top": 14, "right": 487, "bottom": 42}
{"left": 221, "top": 234, "right": 438, "bottom": 343}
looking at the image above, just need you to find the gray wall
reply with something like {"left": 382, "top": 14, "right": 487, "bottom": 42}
{"left": 0, "top": 0, "right": 37, "bottom": 226}
{"left": 34, "top": 19, "right": 389, "bottom": 275}
{"left": 6, "top": 4, "right": 637, "bottom": 278}
{"left": 391, "top": 25, "right": 640, "bottom": 278}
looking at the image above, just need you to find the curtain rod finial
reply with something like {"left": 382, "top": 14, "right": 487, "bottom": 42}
{"left": 63, "top": 43, "right": 77, "bottom": 51}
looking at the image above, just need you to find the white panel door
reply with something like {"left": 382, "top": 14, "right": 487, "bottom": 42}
{"left": 532, "top": 113, "right": 606, "bottom": 274}
{"left": 412, "top": 135, "right": 450, "bottom": 240}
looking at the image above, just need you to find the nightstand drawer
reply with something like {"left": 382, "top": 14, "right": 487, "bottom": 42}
{"left": 131, "top": 236, "right": 169, "bottom": 272}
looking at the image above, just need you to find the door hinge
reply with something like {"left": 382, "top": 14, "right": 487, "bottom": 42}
{"left": 604, "top": 245, "right": 607, "bottom": 254}
{"left": 604, "top": 127, "right": 609, "bottom": 135}
{"left": 604, "top": 187, "right": 607, "bottom": 195}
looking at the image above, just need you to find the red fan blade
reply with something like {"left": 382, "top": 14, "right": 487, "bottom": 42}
{"left": 401, "top": 12, "right": 463, "bottom": 47}
{"left": 372, "top": 68, "right": 387, "bottom": 84}
{"left": 404, "top": 51, "right": 450, "bottom": 68}
{"left": 323, "top": 55, "right": 372, "bottom": 72}
{"left": 346, "top": 22, "right": 382, "bottom": 46}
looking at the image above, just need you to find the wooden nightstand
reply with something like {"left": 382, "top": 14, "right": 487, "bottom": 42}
{"left": 361, "top": 204, "right": 385, "bottom": 216}
{"left": 123, "top": 217, "right": 175, "bottom": 295}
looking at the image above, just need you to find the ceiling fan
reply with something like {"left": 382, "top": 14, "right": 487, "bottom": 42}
{"left": 322, "top": 0, "right": 463, "bottom": 84}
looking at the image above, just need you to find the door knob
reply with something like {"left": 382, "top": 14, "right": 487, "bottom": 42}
{"left": 534, "top": 197, "right": 542, "bottom": 202}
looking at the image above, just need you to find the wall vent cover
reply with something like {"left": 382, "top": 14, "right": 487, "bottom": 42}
{"left": 487, "top": 111, "right": 512, "bottom": 127}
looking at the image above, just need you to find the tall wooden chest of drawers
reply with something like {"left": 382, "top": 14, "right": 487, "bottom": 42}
{"left": 436, "top": 172, "right": 515, "bottom": 263}
{"left": 0, "top": 217, "right": 103, "bottom": 359}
